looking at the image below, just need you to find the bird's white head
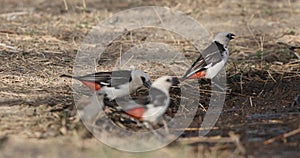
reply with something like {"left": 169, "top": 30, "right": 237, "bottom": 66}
{"left": 130, "top": 70, "right": 151, "bottom": 91}
{"left": 213, "top": 32, "right": 235, "bottom": 48}
{"left": 151, "top": 76, "right": 179, "bottom": 94}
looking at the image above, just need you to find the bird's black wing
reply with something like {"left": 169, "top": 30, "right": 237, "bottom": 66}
{"left": 149, "top": 88, "right": 169, "bottom": 107}
{"left": 109, "top": 70, "right": 132, "bottom": 87}
{"left": 182, "top": 41, "right": 225, "bottom": 79}
{"left": 63, "top": 70, "right": 132, "bottom": 87}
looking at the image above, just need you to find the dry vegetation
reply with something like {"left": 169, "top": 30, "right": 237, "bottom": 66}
{"left": 0, "top": 0, "right": 299, "bottom": 157}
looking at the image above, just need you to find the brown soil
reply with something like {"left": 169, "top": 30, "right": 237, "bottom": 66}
{"left": 0, "top": 0, "right": 299, "bottom": 157}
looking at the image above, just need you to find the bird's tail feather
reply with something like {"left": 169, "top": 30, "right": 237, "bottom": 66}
{"left": 181, "top": 70, "right": 192, "bottom": 80}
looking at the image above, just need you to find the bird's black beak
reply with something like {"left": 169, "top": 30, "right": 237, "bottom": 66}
{"left": 171, "top": 77, "right": 180, "bottom": 86}
{"left": 143, "top": 80, "right": 152, "bottom": 88}
{"left": 227, "top": 33, "right": 235, "bottom": 40}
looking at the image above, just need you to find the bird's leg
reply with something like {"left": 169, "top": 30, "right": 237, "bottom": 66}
{"left": 162, "top": 119, "right": 169, "bottom": 134}
{"left": 134, "top": 119, "right": 144, "bottom": 127}
{"left": 161, "top": 115, "right": 171, "bottom": 134}
{"left": 101, "top": 87, "right": 117, "bottom": 101}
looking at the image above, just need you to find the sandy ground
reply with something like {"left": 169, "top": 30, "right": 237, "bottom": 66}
{"left": 0, "top": 0, "right": 300, "bottom": 157}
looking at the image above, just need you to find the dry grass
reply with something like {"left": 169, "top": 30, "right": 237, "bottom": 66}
{"left": 0, "top": 0, "right": 300, "bottom": 157}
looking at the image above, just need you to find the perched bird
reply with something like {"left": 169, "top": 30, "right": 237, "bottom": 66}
{"left": 61, "top": 70, "right": 152, "bottom": 100}
{"left": 115, "top": 76, "right": 179, "bottom": 123}
{"left": 182, "top": 32, "right": 235, "bottom": 80}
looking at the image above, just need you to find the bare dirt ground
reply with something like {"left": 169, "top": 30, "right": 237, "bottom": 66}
{"left": 0, "top": 0, "right": 300, "bottom": 157}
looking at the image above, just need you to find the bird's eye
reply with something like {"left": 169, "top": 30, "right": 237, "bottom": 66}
{"left": 226, "top": 34, "right": 231, "bottom": 39}
{"left": 166, "top": 78, "right": 171, "bottom": 82}
{"left": 141, "top": 76, "right": 146, "bottom": 82}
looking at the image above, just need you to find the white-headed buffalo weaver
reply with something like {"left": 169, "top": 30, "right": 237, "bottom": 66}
{"left": 182, "top": 32, "right": 235, "bottom": 80}
{"left": 61, "top": 70, "right": 151, "bottom": 100}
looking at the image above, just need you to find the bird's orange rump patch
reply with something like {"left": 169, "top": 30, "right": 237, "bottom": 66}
{"left": 125, "top": 108, "right": 145, "bottom": 120}
{"left": 189, "top": 71, "right": 206, "bottom": 79}
{"left": 81, "top": 81, "right": 102, "bottom": 91}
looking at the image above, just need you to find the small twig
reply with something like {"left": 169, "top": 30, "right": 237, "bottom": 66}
{"left": 0, "top": 43, "right": 19, "bottom": 52}
{"left": 287, "top": 59, "right": 300, "bottom": 65}
{"left": 240, "top": 72, "right": 243, "bottom": 93}
{"left": 179, "top": 104, "right": 190, "bottom": 113}
{"left": 179, "top": 135, "right": 234, "bottom": 144}
{"left": 267, "top": 70, "right": 277, "bottom": 83}
{"left": 0, "top": 11, "right": 28, "bottom": 18}
{"left": 152, "top": 7, "right": 164, "bottom": 25}
{"left": 283, "top": 75, "right": 300, "bottom": 79}
{"left": 172, "top": 127, "right": 219, "bottom": 132}
{"left": 257, "top": 89, "right": 264, "bottom": 97}
{"left": 0, "top": 30, "right": 16, "bottom": 34}
{"left": 82, "top": 0, "right": 87, "bottom": 10}
{"left": 249, "top": 97, "right": 254, "bottom": 107}
{"left": 198, "top": 103, "right": 207, "bottom": 112}
{"left": 63, "top": 0, "right": 68, "bottom": 11}
{"left": 264, "top": 127, "right": 300, "bottom": 144}
{"left": 120, "top": 55, "right": 135, "bottom": 69}
{"left": 291, "top": 51, "right": 300, "bottom": 59}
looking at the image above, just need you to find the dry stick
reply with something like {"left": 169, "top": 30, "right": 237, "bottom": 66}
{"left": 0, "top": 43, "right": 18, "bottom": 51}
{"left": 199, "top": 103, "right": 207, "bottom": 112}
{"left": 113, "top": 39, "right": 188, "bottom": 44}
{"left": 293, "top": 52, "right": 300, "bottom": 59}
{"left": 267, "top": 70, "right": 277, "bottom": 83}
{"left": 179, "top": 104, "right": 190, "bottom": 113}
{"left": 172, "top": 127, "right": 219, "bottom": 132}
{"left": 63, "top": 0, "right": 68, "bottom": 11}
{"left": 152, "top": 7, "right": 164, "bottom": 25}
{"left": 82, "top": 0, "right": 87, "bottom": 10}
{"left": 179, "top": 135, "right": 234, "bottom": 144}
{"left": 121, "top": 56, "right": 135, "bottom": 69}
{"left": 283, "top": 75, "right": 300, "bottom": 79}
{"left": 0, "top": 11, "right": 28, "bottom": 17}
{"left": 0, "top": 30, "right": 16, "bottom": 34}
{"left": 276, "top": 70, "right": 300, "bottom": 75}
{"left": 286, "top": 59, "right": 300, "bottom": 65}
{"left": 264, "top": 127, "right": 300, "bottom": 145}
{"left": 240, "top": 72, "right": 243, "bottom": 93}
{"left": 249, "top": 97, "right": 254, "bottom": 107}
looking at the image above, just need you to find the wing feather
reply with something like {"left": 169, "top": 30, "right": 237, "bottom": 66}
{"left": 183, "top": 41, "right": 225, "bottom": 79}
